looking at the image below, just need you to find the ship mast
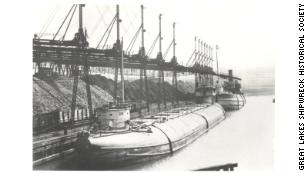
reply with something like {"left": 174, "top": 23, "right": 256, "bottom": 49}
{"left": 141, "top": 5, "right": 145, "bottom": 53}
{"left": 114, "top": 5, "right": 121, "bottom": 102}
{"left": 172, "top": 22, "right": 179, "bottom": 105}
{"left": 158, "top": 14, "right": 162, "bottom": 55}
{"left": 121, "top": 37, "right": 125, "bottom": 103}
{"left": 158, "top": 14, "right": 167, "bottom": 108}
{"left": 172, "top": 22, "right": 176, "bottom": 59}
{"left": 216, "top": 45, "right": 219, "bottom": 78}
{"left": 140, "top": 5, "right": 150, "bottom": 112}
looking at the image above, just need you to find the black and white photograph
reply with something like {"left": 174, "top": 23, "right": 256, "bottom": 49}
{"left": 0, "top": 0, "right": 304, "bottom": 172}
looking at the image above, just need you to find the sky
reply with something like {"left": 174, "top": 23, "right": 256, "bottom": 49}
{"left": 32, "top": 0, "right": 280, "bottom": 76}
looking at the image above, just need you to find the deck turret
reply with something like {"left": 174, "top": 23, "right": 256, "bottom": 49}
{"left": 95, "top": 103, "right": 131, "bottom": 131}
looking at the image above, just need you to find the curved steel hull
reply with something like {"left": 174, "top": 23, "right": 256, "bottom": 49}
{"left": 216, "top": 93, "right": 246, "bottom": 111}
{"left": 75, "top": 104, "right": 225, "bottom": 166}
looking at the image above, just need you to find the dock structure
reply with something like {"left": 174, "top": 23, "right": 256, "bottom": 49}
{"left": 33, "top": 4, "right": 242, "bottom": 167}
{"left": 194, "top": 163, "right": 238, "bottom": 171}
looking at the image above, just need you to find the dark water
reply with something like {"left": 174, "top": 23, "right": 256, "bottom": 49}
{"left": 36, "top": 95, "right": 274, "bottom": 171}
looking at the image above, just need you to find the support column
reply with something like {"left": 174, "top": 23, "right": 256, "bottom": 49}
{"left": 83, "top": 54, "right": 93, "bottom": 122}
{"left": 158, "top": 70, "right": 161, "bottom": 111}
{"left": 139, "top": 5, "right": 144, "bottom": 103}
{"left": 162, "top": 70, "right": 166, "bottom": 109}
{"left": 172, "top": 22, "right": 179, "bottom": 106}
{"left": 158, "top": 14, "right": 166, "bottom": 109}
{"left": 71, "top": 64, "right": 79, "bottom": 124}
{"left": 144, "top": 68, "right": 150, "bottom": 112}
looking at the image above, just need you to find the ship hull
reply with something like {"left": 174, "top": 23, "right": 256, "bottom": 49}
{"left": 88, "top": 124, "right": 209, "bottom": 163}
{"left": 75, "top": 104, "right": 225, "bottom": 167}
{"left": 216, "top": 93, "right": 245, "bottom": 111}
{"left": 196, "top": 95, "right": 215, "bottom": 104}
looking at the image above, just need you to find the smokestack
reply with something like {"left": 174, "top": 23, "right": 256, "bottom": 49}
{"left": 228, "top": 69, "right": 233, "bottom": 82}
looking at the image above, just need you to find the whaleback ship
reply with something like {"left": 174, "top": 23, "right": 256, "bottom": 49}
{"left": 75, "top": 71, "right": 245, "bottom": 166}
{"left": 33, "top": 4, "right": 246, "bottom": 169}
{"left": 74, "top": 39, "right": 244, "bottom": 167}
{"left": 75, "top": 103, "right": 225, "bottom": 166}
{"left": 195, "top": 69, "right": 246, "bottom": 111}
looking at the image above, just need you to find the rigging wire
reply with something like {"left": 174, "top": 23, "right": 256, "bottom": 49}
{"left": 163, "top": 40, "right": 174, "bottom": 60}
{"left": 123, "top": 7, "right": 138, "bottom": 31}
{"left": 121, "top": 6, "right": 140, "bottom": 49}
{"left": 190, "top": 51, "right": 199, "bottom": 66}
{"left": 121, "top": 24, "right": 130, "bottom": 40}
{"left": 203, "top": 55, "right": 209, "bottom": 66}
{"left": 101, "top": 18, "right": 116, "bottom": 50}
{"left": 194, "top": 45, "right": 204, "bottom": 65}
{"left": 91, "top": 5, "right": 110, "bottom": 38}
{"left": 197, "top": 53, "right": 203, "bottom": 65}
{"left": 96, "top": 15, "right": 116, "bottom": 49}
{"left": 197, "top": 49, "right": 204, "bottom": 66}
{"left": 202, "top": 49, "right": 211, "bottom": 67}
{"left": 91, "top": 6, "right": 106, "bottom": 37}
{"left": 186, "top": 50, "right": 196, "bottom": 67}
{"left": 39, "top": 5, "right": 60, "bottom": 38}
{"left": 61, "top": 5, "right": 77, "bottom": 41}
{"left": 53, "top": 5, "right": 76, "bottom": 40}
{"left": 104, "top": 6, "right": 115, "bottom": 41}
{"left": 146, "top": 34, "right": 159, "bottom": 57}
{"left": 126, "top": 25, "right": 142, "bottom": 54}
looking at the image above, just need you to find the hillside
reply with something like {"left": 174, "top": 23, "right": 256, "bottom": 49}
{"left": 33, "top": 74, "right": 194, "bottom": 115}
{"left": 33, "top": 75, "right": 113, "bottom": 115}
{"left": 123, "top": 79, "right": 193, "bottom": 102}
